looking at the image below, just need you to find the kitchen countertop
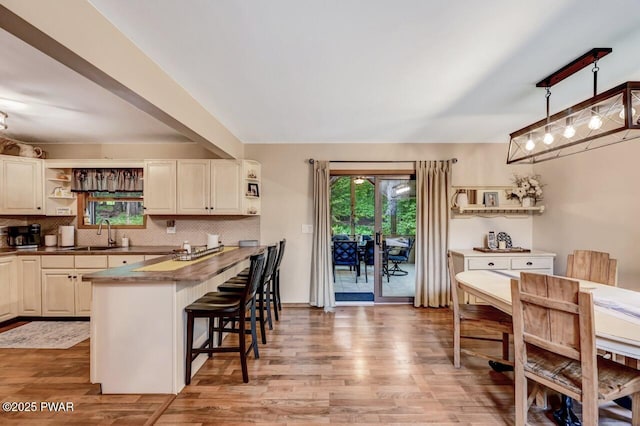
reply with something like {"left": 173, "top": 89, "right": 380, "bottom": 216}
{"left": 0, "top": 245, "right": 180, "bottom": 256}
{"left": 84, "top": 246, "right": 264, "bottom": 283}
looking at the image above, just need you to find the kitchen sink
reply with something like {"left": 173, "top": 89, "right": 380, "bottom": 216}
{"left": 68, "top": 246, "right": 114, "bottom": 251}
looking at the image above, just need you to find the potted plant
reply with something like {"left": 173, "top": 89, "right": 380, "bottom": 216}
{"left": 506, "top": 174, "right": 543, "bottom": 207}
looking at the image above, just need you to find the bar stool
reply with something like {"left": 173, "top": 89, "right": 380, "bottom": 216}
{"left": 184, "top": 253, "right": 264, "bottom": 384}
{"left": 217, "top": 245, "right": 278, "bottom": 342}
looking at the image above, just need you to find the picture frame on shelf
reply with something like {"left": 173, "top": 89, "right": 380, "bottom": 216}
{"left": 483, "top": 191, "right": 499, "bottom": 207}
{"left": 247, "top": 183, "right": 260, "bottom": 197}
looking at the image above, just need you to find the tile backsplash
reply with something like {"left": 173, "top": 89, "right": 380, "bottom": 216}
{"left": 1, "top": 215, "right": 260, "bottom": 248}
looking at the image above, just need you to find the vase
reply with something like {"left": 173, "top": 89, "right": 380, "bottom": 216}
{"left": 521, "top": 197, "right": 535, "bottom": 207}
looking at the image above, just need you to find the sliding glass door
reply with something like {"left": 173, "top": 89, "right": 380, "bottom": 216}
{"left": 330, "top": 174, "right": 416, "bottom": 303}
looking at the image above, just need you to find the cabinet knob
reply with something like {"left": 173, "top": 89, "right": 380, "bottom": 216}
{"left": 73, "top": 275, "right": 78, "bottom": 279}
{"left": 488, "top": 262, "right": 495, "bottom": 266}
{"left": 37, "top": 207, "right": 41, "bottom": 210}
{"left": 67, "top": 275, "right": 72, "bottom": 279}
{"left": 122, "top": 261, "right": 127, "bottom": 264}
{"left": 526, "top": 261, "right": 533, "bottom": 266}
{"left": 143, "top": 206, "right": 147, "bottom": 210}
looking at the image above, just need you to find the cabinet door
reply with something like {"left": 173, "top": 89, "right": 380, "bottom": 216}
{"left": 177, "top": 160, "right": 210, "bottom": 214}
{"left": 2, "top": 157, "right": 44, "bottom": 214}
{"left": 210, "top": 160, "right": 242, "bottom": 214}
{"left": 18, "top": 256, "right": 42, "bottom": 315}
{"left": 75, "top": 269, "right": 100, "bottom": 316}
{"left": 0, "top": 257, "right": 17, "bottom": 322}
{"left": 41, "top": 269, "right": 75, "bottom": 316}
{"left": 143, "top": 160, "right": 176, "bottom": 214}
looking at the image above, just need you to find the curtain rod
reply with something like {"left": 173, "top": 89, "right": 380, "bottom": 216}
{"left": 307, "top": 158, "right": 458, "bottom": 164}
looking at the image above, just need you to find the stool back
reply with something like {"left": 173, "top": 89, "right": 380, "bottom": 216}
{"left": 259, "top": 245, "right": 278, "bottom": 291}
{"left": 242, "top": 253, "right": 266, "bottom": 304}
{"left": 274, "top": 239, "right": 287, "bottom": 272}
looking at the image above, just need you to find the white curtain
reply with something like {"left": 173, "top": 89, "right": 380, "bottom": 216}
{"left": 309, "top": 160, "right": 335, "bottom": 311}
{"left": 414, "top": 160, "right": 453, "bottom": 307}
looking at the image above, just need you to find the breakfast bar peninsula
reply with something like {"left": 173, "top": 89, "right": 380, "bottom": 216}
{"left": 83, "top": 246, "right": 263, "bottom": 394}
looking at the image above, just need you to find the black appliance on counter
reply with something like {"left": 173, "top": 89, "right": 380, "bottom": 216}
{"left": 7, "top": 224, "right": 41, "bottom": 248}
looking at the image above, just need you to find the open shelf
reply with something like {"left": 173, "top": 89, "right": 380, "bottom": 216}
{"left": 452, "top": 205, "right": 545, "bottom": 215}
{"left": 48, "top": 195, "right": 76, "bottom": 199}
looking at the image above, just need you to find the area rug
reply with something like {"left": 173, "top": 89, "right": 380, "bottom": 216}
{"left": 335, "top": 292, "right": 374, "bottom": 302}
{"left": 0, "top": 321, "right": 90, "bottom": 349}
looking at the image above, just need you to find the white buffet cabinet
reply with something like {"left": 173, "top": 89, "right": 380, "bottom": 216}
{"left": 449, "top": 249, "right": 556, "bottom": 303}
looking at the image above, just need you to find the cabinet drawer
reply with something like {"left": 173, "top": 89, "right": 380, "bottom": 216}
{"left": 511, "top": 257, "right": 553, "bottom": 270}
{"left": 467, "top": 258, "right": 510, "bottom": 270}
{"left": 108, "top": 255, "right": 145, "bottom": 268}
{"left": 41, "top": 255, "right": 74, "bottom": 269}
{"left": 75, "top": 255, "right": 108, "bottom": 269}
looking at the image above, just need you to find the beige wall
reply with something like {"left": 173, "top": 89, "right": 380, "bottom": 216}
{"left": 246, "top": 142, "right": 534, "bottom": 303}
{"left": 533, "top": 141, "right": 640, "bottom": 291}
{"left": 42, "top": 142, "right": 218, "bottom": 159}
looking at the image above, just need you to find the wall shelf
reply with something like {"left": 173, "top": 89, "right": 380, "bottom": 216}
{"left": 48, "top": 195, "right": 76, "bottom": 199}
{"left": 452, "top": 205, "right": 545, "bottom": 216}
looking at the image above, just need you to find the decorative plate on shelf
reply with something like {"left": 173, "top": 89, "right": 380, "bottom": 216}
{"left": 496, "top": 232, "right": 513, "bottom": 248}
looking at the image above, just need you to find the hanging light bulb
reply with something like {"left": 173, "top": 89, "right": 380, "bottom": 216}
{"left": 588, "top": 112, "right": 603, "bottom": 130}
{"left": 543, "top": 128, "right": 554, "bottom": 145}
{"left": 525, "top": 135, "right": 535, "bottom": 151}
{"left": 563, "top": 117, "right": 576, "bottom": 138}
{"left": 619, "top": 106, "right": 637, "bottom": 119}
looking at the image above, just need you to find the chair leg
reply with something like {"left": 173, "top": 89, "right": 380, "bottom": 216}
{"left": 258, "top": 291, "right": 267, "bottom": 344}
{"left": 276, "top": 272, "right": 282, "bottom": 311}
{"left": 265, "top": 282, "right": 273, "bottom": 330}
{"left": 250, "top": 299, "right": 259, "bottom": 359}
{"left": 453, "top": 315, "right": 461, "bottom": 369}
{"left": 185, "top": 311, "right": 194, "bottom": 385}
{"left": 502, "top": 332, "right": 509, "bottom": 361}
{"left": 514, "top": 358, "right": 527, "bottom": 426}
{"left": 208, "top": 317, "right": 215, "bottom": 357}
{"left": 238, "top": 310, "right": 248, "bottom": 383}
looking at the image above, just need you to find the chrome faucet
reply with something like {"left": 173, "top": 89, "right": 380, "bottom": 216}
{"left": 97, "top": 218, "right": 116, "bottom": 247}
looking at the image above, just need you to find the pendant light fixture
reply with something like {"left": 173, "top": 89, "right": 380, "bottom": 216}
{"left": 0, "top": 111, "right": 7, "bottom": 130}
{"left": 507, "top": 48, "right": 640, "bottom": 164}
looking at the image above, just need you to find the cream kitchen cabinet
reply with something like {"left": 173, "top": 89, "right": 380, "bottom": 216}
{"left": 176, "top": 159, "right": 243, "bottom": 215}
{"left": 143, "top": 160, "right": 176, "bottom": 214}
{"left": 0, "top": 155, "right": 44, "bottom": 215}
{"left": 17, "top": 256, "right": 42, "bottom": 315}
{"left": 449, "top": 249, "right": 556, "bottom": 303}
{"left": 107, "top": 255, "right": 145, "bottom": 268}
{"left": 41, "top": 255, "right": 108, "bottom": 316}
{"left": 0, "top": 256, "right": 18, "bottom": 322}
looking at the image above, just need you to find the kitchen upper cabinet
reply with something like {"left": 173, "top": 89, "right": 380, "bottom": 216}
{"left": 0, "top": 256, "right": 18, "bottom": 322}
{"left": 176, "top": 159, "right": 243, "bottom": 215}
{"left": 17, "top": 256, "right": 42, "bottom": 315}
{"left": 211, "top": 160, "right": 242, "bottom": 214}
{"left": 143, "top": 160, "right": 176, "bottom": 214}
{"left": 0, "top": 155, "right": 44, "bottom": 215}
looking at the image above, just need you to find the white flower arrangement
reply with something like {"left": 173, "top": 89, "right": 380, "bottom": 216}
{"left": 506, "top": 174, "right": 543, "bottom": 202}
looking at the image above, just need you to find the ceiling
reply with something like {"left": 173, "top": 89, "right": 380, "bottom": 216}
{"left": 0, "top": 27, "right": 189, "bottom": 144}
{"left": 4, "top": 0, "right": 640, "bottom": 145}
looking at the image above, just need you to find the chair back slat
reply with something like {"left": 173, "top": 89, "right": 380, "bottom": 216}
{"left": 514, "top": 273, "right": 582, "bottom": 362}
{"left": 243, "top": 253, "right": 266, "bottom": 303}
{"left": 447, "top": 251, "right": 461, "bottom": 310}
{"left": 274, "top": 239, "right": 286, "bottom": 271}
{"left": 567, "top": 250, "right": 618, "bottom": 286}
{"left": 333, "top": 241, "right": 358, "bottom": 265}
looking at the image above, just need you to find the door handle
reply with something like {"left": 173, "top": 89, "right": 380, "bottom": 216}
{"left": 375, "top": 232, "right": 381, "bottom": 246}
{"left": 488, "top": 262, "right": 495, "bottom": 266}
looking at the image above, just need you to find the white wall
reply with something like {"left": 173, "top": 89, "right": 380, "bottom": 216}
{"left": 533, "top": 141, "right": 640, "bottom": 290}
{"left": 246, "top": 142, "right": 533, "bottom": 303}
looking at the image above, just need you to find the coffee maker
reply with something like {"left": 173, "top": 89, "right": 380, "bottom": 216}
{"left": 7, "top": 224, "right": 41, "bottom": 248}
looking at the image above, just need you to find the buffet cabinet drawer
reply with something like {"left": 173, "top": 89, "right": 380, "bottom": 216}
{"left": 75, "top": 255, "right": 108, "bottom": 269}
{"left": 467, "top": 258, "right": 510, "bottom": 270}
{"left": 41, "top": 255, "right": 74, "bottom": 269}
{"left": 511, "top": 257, "right": 553, "bottom": 270}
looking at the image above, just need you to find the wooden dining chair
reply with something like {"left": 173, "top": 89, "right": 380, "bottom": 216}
{"left": 566, "top": 250, "right": 617, "bottom": 286}
{"left": 447, "top": 251, "right": 513, "bottom": 369}
{"left": 511, "top": 273, "right": 640, "bottom": 425}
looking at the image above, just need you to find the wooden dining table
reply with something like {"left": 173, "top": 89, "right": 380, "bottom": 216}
{"left": 455, "top": 269, "right": 640, "bottom": 361}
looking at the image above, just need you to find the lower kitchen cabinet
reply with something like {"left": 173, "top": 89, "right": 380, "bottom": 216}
{"left": 0, "top": 256, "right": 18, "bottom": 322}
{"left": 75, "top": 269, "right": 100, "bottom": 316}
{"left": 17, "top": 256, "right": 42, "bottom": 316}
{"left": 41, "top": 269, "right": 76, "bottom": 316}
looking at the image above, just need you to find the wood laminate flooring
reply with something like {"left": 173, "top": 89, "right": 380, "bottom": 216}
{"left": 0, "top": 307, "right": 633, "bottom": 425}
